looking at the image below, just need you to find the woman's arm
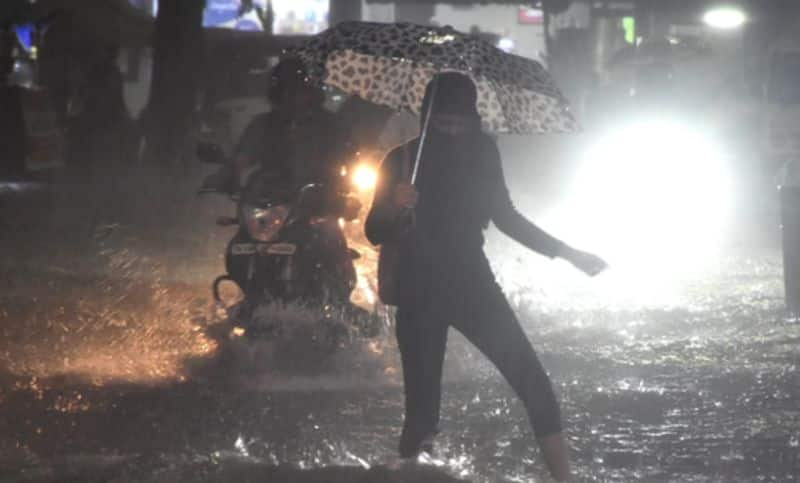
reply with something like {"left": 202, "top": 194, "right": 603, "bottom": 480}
{"left": 487, "top": 140, "right": 608, "bottom": 275}
{"left": 486, "top": 140, "right": 565, "bottom": 258}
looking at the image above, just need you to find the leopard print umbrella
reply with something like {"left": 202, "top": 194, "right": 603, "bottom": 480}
{"left": 288, "top": 21, "right": 579, "bottom": 134}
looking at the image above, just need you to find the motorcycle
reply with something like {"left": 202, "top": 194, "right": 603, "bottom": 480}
{"left": 197, "top": 142, "right": 378, "bottom": 339}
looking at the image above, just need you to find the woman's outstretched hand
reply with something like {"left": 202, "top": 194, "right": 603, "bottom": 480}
{"left": 560, "top": 245, "right": 608, "bottom": 277}
{"left": 394, "top": 183, "right": 419, "bottom": 209}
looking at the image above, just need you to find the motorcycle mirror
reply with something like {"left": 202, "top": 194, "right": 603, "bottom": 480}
{"left": 297, "top": 183, "right": 324, "bottom": 197}
{"left": 216, "top": 216, "right": 238, "bottom": 227}
{"left": 197, "top": 142, "right": 226, "bottom": 164}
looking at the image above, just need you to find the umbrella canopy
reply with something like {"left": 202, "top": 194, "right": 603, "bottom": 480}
{"left": 289, "top": 21, "right": 578, "bottom": 134}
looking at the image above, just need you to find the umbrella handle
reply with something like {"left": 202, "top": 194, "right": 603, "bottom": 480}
{"left": 410, "top": 77, "right": 438, "bottom": 185}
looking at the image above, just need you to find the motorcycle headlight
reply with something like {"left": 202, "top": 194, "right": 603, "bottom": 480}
{"left": 352, "top": 163, "right": 378, "bottom": 192}
{"left": 242, "top": 204, "right": 290, "bottom": 242}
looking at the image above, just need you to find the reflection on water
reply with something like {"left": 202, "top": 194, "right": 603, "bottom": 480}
{"left": 344, "top": 185, "right": 380, "bottom": 313}
{"left": 2, "top": 249, "right": 799, "bottom": 482}
{"left": 0, "top": 274, "right": 217, "bottom": 384}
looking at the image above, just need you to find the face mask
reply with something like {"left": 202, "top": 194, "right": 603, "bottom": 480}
{"left": 430, "top": 113, "right": 475, "bottom": 136}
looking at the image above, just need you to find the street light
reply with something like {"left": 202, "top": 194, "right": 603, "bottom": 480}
{"left": 703, "top": 6, "right": 747, "bottom": 30}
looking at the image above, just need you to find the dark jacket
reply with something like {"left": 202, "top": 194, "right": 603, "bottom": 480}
{"left": 366, "top": 131, "right": 564, "bottom": 255}
{"left": 235, "top": 107, "right": 346, "bottom": 188}
{"left": 365, "top": 129, "right": 564, "bottom": 306}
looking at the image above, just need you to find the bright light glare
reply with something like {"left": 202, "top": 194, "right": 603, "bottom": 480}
{"left": 353, "top": 164, "right": 378, "bottom": 192}
{"left": 546, "top": 121, "right": 732, "bottom": 299}
{"left": 703, "top": 7, "right": 747, "bottom": 30}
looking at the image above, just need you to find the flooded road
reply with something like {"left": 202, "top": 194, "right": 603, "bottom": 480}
{"left": 2, "top": 164, "right": 799, "bottom": 482}
{"left": 3, "top": 250, "right": 797, "bottom": 481}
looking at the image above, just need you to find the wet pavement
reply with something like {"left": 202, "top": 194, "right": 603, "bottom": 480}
{"left": 2, "top": 163, "right": 799, "bottom": 482}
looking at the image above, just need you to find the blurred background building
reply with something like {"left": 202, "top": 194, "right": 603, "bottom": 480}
{"left": 3, "top": 0, "right": 800, "bottom": 174}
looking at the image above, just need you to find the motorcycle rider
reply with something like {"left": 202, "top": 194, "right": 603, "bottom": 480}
{"left": 225, "top": 57, "right": 349, "bottom": 194}
{"left": 208, "top": 56, "right": 358, "bottom": 306}
{"left": 203, "top": 56, "right": 358, "bottom": 215}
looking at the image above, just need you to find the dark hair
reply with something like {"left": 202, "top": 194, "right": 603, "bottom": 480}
{"left": 421, "top": 72, "right": 479, "bottom": 119}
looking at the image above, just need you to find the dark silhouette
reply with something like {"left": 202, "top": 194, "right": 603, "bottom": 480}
{"left": 365, "top": 73, "right": 606, "bottom": 482}
{"left": 65, "top": 45, "right": 134, "bottom": 169}
{"left": 231, "top": 58, "right": 347, "bottom": 189}
{"left": 140, "top": 0, "right": 204, "bottom": 166}
{"left": 1, "top": 22, "right": 29, "bottom": 176}
{"left": 0, "top": 86, "right": 27, "bottom": 176}
{"left": 202, "top": 57, "right": 353, "bottom": 200}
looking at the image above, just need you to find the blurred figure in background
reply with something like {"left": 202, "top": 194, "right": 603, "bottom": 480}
{"left": 65, "top": 45, "right": 135, "bottom": 170}
{"left": 0, "top": 26, "right": 29, "bottom": 177}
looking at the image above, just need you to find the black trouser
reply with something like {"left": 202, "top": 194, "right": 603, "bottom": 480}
{"left": 395, "top": 259, "right": 563, "bottom": 457}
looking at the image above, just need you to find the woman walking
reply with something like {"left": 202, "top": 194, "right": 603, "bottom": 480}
{"left": 365, "top": 72, "right": 606, "bottom": 482}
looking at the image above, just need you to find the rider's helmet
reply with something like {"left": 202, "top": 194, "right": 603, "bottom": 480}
{"left": 267, "top": 57, "right": 324, "bottom": 108}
